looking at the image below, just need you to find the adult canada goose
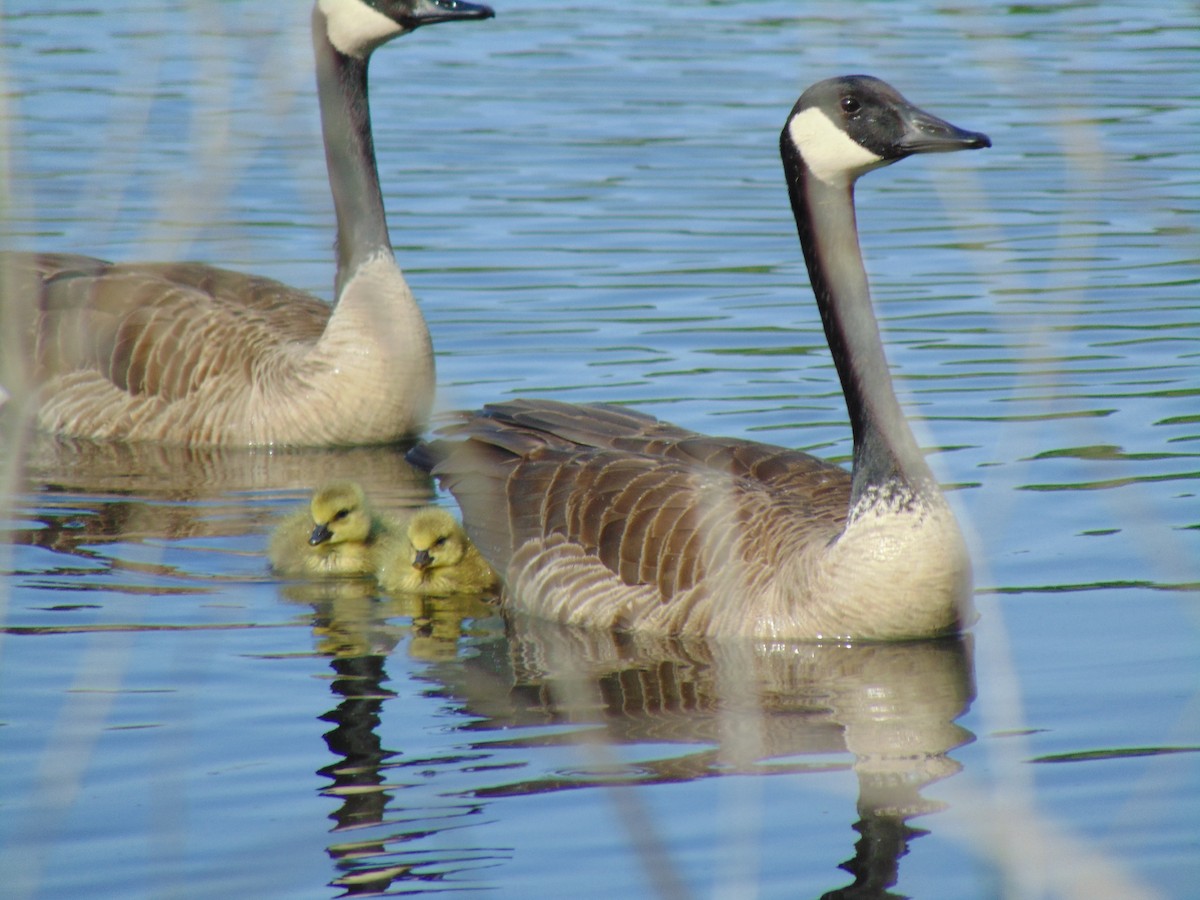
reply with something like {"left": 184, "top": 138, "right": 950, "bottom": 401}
{"left": 1, "top": 0, "right": 493, "bottom": 446}
{"left": 411, "top": 75, "right": 990, "bottom": 641}
{"left": 269, "top": 480, "right": 402, "bottom": 578}
{"left": 375, "top": 506, "right": 499, "bottom": 596}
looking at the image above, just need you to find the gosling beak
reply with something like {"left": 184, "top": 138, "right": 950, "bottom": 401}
{"left": 413, "top": 548, "right": 433, "bottom": 571}
{"left": 309, "top": 523, "right": 333, "bottom": 546}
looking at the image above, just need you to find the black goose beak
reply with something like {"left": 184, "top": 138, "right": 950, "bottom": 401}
{"left": 896, "top": 105, "right": 991, "bottom": 156}
{"left": 413, "top": 548, "right": 433, "bottom": 570}
{"left": 309, "top": 523, "right": 333, "bottom": 546}
{"left": 405, "top": 0, "right": 495, "bottom": 29}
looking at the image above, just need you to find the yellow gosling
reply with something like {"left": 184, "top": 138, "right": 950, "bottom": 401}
{"left": 269, "top": 481, "right": 396, "bottom": 579}
{"left": 375, "top": 507, "right": 499, "bottom": 596}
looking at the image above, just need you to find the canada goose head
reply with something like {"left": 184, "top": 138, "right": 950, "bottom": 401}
{"left": 307, "top": 481, "right": 373, "bottom": 546}
{"left": 319, "top": 0, "right": 495, "bottom": 59}
{"left": 783, "top": 74, "right": 991, "bottom": 187}
{"left": 406, "top": 507, "right": 469, "bottom": 572}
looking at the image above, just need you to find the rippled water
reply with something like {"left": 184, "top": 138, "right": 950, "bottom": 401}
{"left": 1, "top": 1, "right": 1197, "bottom": 897}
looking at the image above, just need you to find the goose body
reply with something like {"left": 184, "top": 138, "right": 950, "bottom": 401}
{"left": 375, "top": 506, "right": 499, "bottom": 596}
{"left": 412, "top": 76, "right": 990, "bottom": 641}
{"left": 269, "top": 480, "right": 400, "bottom": 578}
{"left": 2, "top": 0, "right": 493, "bottom": 446}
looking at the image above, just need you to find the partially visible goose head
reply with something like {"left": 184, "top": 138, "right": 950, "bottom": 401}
{"left": 307, "top": 481, "right": 374, "bottom": 546}
{"left": 783, "top": 74, "right": 990, "bottom": 187}
{"left": 16, "top": 1, "right": 494, "bottom": 448}
{"left": 315, "top": 0, "right": 495, "bottom": 300}
{"left": 780, "top": 75, "right": 989, "bottom": 507}
{"left": 405, "top": 507, "right": 472, "bottom": 572}
{"left": 319, "top": 0, "right": 495, "bottom": 59}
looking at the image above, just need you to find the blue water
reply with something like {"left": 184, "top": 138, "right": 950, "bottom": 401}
{"left": 1, "top": 1, "right": 1198, "bottom": 897}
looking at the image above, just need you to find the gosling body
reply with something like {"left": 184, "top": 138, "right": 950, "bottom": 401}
{"left": 269, "top": 481, "right": 398, "bottom": 579}
{"left": 375, "top": 507, "right": 499, "bottom": 596}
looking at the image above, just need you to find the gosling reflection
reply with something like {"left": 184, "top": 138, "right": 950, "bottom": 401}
{"left": 277, "top": 581, "right": 499, "bottom": 895}
{"left": 284, "top": 581, "right": 403, "bottom": 894}
{"left": 279, "top": 580, "right": 498, "bottom": 664}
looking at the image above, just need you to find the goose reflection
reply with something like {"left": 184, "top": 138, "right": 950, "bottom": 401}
{"left": 463, "top": 624, "right": 969, "bottom": 897}
{"left": 453, "top": 620, "right": 974, "bottom": 897}
{"left": 460, "top": 621, "right": 970, "bottom": 758}
{"left": 295, "top": 591, "right": 975, "bottom": 897}
{"left": 3, "top": 432, "right": 432, "bottom": 567}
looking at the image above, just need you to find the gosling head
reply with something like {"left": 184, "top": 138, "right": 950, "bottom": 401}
{"left": 782, "top": 74, "right": 990, "bottom": 186}
{"left": 307, "top": 481, "right": 373, "bottom": 546}
{"left": 406, "top": 507, "right": 469, "bottom": 572}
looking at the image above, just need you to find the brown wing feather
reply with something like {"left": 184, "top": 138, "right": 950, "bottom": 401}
{"left": 474, "top": 398, "right": 848, "bottom": 491}
{"left": 412, "top": 400, "right": 853, "bottom": 608}
{"left": 16, "top": 252, "right": 329, "bottom": 403}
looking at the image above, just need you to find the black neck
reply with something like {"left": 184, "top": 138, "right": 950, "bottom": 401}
{"left": 781, "top": 142, "right": 935, "bottom": 506}
{"left": 312, "top": 6, "right": 393, "bottom": 298}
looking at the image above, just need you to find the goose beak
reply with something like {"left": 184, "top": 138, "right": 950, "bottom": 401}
{"left": 309, "top": 523, "right": 334, "bottom": 546}
{"left": 413, "top": 548, "right": 433, "bottom": 571}
{"left": 896, "top": 105, "right": 991, "bottom": 156}
{"left": 405, "top": 0, "right": 495, "bottom": 29}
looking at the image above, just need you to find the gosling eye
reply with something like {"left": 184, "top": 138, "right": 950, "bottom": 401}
{"left": 840, "top": 96, "right": 861, "bottom": 116}
{"left": 332, "top": 508, "right": 350, "bottom": 522}
{"left": 433, "top": 537, "right": 448, "bottom": 548}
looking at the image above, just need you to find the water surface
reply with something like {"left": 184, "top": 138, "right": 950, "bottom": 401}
{"left": 1, "top": 1, "right": 1197, "bottom": 897}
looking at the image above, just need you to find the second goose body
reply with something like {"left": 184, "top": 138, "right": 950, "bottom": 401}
{"left": 2, "top": 0, "right": 493, "bottom": 446}
{"left": 412, "top": 76, "right": 990, "bottom": 641}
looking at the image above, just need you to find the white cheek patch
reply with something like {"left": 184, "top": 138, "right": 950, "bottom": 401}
{"left": 319, "top": 0, "right": 405, "bottom": 59}
{"left": 787, "top": 107, "right": 888, "bottom": 185}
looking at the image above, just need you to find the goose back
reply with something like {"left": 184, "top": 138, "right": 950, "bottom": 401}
{"left": 8, "top": 250, "right": 431, "bottom": 445}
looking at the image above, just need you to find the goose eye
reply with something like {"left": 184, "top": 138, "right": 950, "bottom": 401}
{"left": 332, "top": 509, "right": 349, "bottom": 521}
{"left": 840, "top": 96, "right": 861, "bottom": 115}
{"left": 434, "top": 536, "right": 448, "bottom": 547}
